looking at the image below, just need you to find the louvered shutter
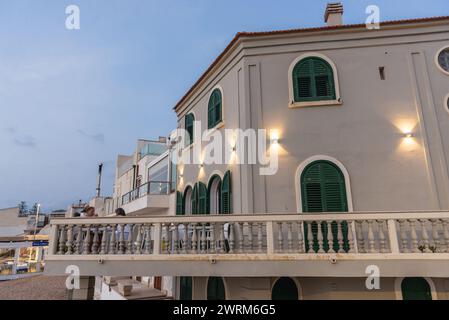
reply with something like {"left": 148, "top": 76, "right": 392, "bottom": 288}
{"left": 191, "top": 184, "right": 198, "bottom": 215}
{"left": 301, "top": 161, "right": 348, "bottom": 252}
{"left": 176, "top": 191, "right": 183, "bottom": 215}
{"left": 198, "top": 182, "right": 207, "bottom": 214}
{"left": 185, "top": 113, "right": 194, "bottom": 145}
{"left": 220, "top": 171, "right": 231, "bottom": 214}
{"left": 293, "top": 57, "right": 336, "bottom": 102}
{"left": 208, "top": 89, "right": 222, "bottom": 129}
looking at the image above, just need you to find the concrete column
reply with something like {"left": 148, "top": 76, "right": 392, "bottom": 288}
{"left": 68, "top": 276, "right": 96, "bottom": 300}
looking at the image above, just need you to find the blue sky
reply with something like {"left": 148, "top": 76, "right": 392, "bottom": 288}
{"left": 1, "top": 0, "right": 448, "bottom": 211}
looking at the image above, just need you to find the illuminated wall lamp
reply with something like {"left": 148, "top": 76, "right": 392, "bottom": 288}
{"left": 404, "top": 132, "right": 414, "bottom": 139}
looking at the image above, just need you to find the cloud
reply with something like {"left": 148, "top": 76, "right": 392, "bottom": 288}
{"left": 77, "top": 129, "right": 105, "bottom": 144}
{"left": 4, "top": 126, "right": 36, "bottom": 148}
{"left": 13, "top": 135, "right": 36, "bottom": 147}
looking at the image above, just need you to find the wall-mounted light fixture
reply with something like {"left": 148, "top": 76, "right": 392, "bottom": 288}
{"left": 270, "top": 130, "right": 280, "bottom": 145}
{"left": 404, "top": 132, "right": 414, "bottom": 139}
{"left": 198, "top": 163, "right": 204, "bottom": 169}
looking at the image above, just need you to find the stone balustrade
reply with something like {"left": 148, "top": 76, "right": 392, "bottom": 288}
{"left": 48, "top": 212, "right": 449, "bottom": 257}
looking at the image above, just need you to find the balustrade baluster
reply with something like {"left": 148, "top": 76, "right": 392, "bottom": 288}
{"left": 76, "top": 226, "right": 83, "bottom": 254}
{"left": 135, "top": 224, "right": 143, "bottom": 254}
{"left": 182, "top": 224, "right": 188, "bottom": 254}
{"left": 287, "top": 222, "right": 293, "bottom": 253}
{"left": 430, "top": 219, "right": 441, "bottom": 253}
{"left": 91, "top": 226, "right": 100, "bottom": 254}
{"left": 317, "top": 222, "right": 325, "bottom": 253}
{"left": 258, "top": 223, "right": 264, "bottom": 253}
{"left": 219, "top": 223, "right": 226, "bottom": 253}
{"left": 144, "top": 224, "right": 152, "bottom": 254}
{"left": 277, "top": 222, "right": 284, "bottom": 252}
{"left": 248, "top": 223, "right": 253, "bottom": 252}
{"left": 398, "top": 220, "right": 410, "bottom": 253}
{"left": 229, "top": 223, "right": 235, "bottom": 253}
{"left": 209, "top": 224, "right": 216, "bottom": 254}
{"left": 99, "top": 225, "right": 108, "bottom": 255}
{"left": 118, "top": 224, "right": 126, "bottom": 254}
{"left": 109, "top": 225, "right": 117, "bottom": 254}
{"left": 82, "top": 225, "right": 91, "bottom": 255}
{"left": 441, "top": 219, "right": 449, "bottom": 253}
{"left": 162, "top": 224, "right": 169, "bottom": 254}
{"left": 419, "top": 220, "right": 432, "bottom": 253}
{"left": 58, "top": 225, "right": 67, "bottom": 255}
{"left": 171, "top": 224, "right": 178, "bottom": 254}
{"left": 66, "top": 225, "right": 74, "bottom": 255}
{"left": 336, "top": 221, "right": 345, "bottom": 253}
{"left": 126, "top": 224, "right": 134, "bottom": 254}
{"left": 297, "top": 222, "right": 305, "bottom": 253}
{"left": 191, "top": 224, "right": 198, "bottom": 254}
{"left": 377, "top": 220, "right": 388, "bottom": 253}
{"left": 347, "top": 221, "right": 355, "bottom": 253}
{"left": 355, "top": 221, "right": 366, "bottom": 253}
{"left": 236, "top": 223, "right": 243, "bottom": 253}
{"left": 326, "top": 221, "right": 335, "bottom": 253}
{"left": 409, "top": 220, "right": 420, "bottom": 253}
{"left": 367, "top": 221, "right": 376, "bottom": 253}
{"left": 200, "top": 224, "right": 206, "bottom": 254}
{"left": 307, "top": 222, "right": 314, "bottom": 253}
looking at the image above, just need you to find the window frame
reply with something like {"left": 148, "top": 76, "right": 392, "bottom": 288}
{"left": 435, "top": 46, "right": 449, "bottom": 76}
{"left": 288, "top": 53, "right": 342, "bottom": 109}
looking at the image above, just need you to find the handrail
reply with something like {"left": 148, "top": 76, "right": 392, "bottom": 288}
{"left": 49, "top": 211, "right": 449, "bottom": 226}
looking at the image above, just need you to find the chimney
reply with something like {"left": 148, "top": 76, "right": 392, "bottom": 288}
{"left": 324, "top": 2, "right": 344, "bottom": 26}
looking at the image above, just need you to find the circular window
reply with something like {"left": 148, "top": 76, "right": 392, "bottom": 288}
{"left": 446, "top": 94, "right": 449, "bottom": 113}
{"left": 437, "top": 47, "right": 449, "bottom": 74}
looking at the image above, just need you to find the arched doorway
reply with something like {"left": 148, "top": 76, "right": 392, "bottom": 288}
{"left": 272, "top": 277, "right": 299, "bottom": 300}
{"left": 401, "top": 277, "right": 432, "bottom": 300}
{"left": 207, "top": 277, "right": 225, "bottom": 300}
{"left": 179, "top": 277, "right": 192, "bottom": 300}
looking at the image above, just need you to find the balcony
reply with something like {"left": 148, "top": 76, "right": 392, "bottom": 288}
{"left": 45, "top": 211, "right": 449, "bottom": 278}
{"left": 120, "top": 181, "right": 170, "bottom": 215}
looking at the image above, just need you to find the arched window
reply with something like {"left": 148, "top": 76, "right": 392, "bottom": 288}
{"left": 272, "top": 277, "right": 299, "bottom": 300}
{"left": 197, "top": 182, "right": 207, "bottom": 214}
{"left": 185, "top": 113, "right": 195, "bottom": 146}
{"left": 301, "top": 160, "right": 348, "bottom": 252}
{"left": 183, "top": 186, "right": 193, "bottom": 215}
{"left": 207, "top": 277, "right": 225, "bottom": 300}
{"left": 293, "top": 57, "right": 336, "bottom": 102}
{"left": 220, "top": 171, "right": 232, "bottom": 214}
{"left": 208, "top": 175, "right": 222, "bottom": 214}
{"left": 179, "top": 277, "right": 192, "bottom": 300}
{"left": 208, "top": 89, "right": 222, "bottom": 129}
{"left": 401, "top": 278, "right": 432, "bottom": 300}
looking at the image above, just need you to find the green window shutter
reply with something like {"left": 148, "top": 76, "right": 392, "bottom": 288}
{"left": 191, "top": 184, "right": 198, "bottom": 215}
{"left": 176, "top": 191, "right": 183, "bottom": 215}
{"left": 185, "top": 113, "right": 194, "bottom": 145}
{"left": 293, "top": 57, "right": 336, "bottom": 102}
{"left": 301, "top": 161, "right": 347, "bottom": 213}
{"left": 301, "top": 161, "right": 348, "bottom": 253}
{"left": 198, "top": 182, "right": 207, "bottom": 214}
{"left": 180, "top": 277, "right": 193, "bottom": 300}
{"left": 221, "top": 171, "right": 231, "bottom": 214}
{"left": 401, "top": 278, "right": 432, "bottom": 300}
{"left": 208, "top": 89, "right": 222, "bottom": 129}
{"left": 207, "top": 277, "right": 226, "bottom": 300}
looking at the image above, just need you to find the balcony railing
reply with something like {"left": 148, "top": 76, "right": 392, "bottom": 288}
{"left": 121, "top": 181, "right": 170, "bottom": 205}
{"left": 45, "top": 211, "right": 449, "bottom": 277}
